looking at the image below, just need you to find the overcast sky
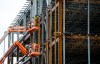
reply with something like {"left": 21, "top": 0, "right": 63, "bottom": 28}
{"left": 0, "top": 0, "right": 27, "bottom": 63}
{"left": 0, "top": 0, "right": 27, "bottom": 38}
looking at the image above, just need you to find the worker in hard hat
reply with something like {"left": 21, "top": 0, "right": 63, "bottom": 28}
{"left": 33, "top": 15, "right": 40, "bottom": 43}
{"left": 33, "top": 15, "right": 39, "bottom": 27}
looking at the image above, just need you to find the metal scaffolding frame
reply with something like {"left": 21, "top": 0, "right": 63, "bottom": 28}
{"left": 0, "top": 0, "right": 100, "bottom": 64}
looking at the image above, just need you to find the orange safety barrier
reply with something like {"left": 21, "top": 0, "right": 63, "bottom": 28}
{"left": 8, "top": 30, "right": 26, "bottom": 32}
{"left": 14, "top": 41, "right": 27, "bottom": 55}
{"left": 29, "top": 43, "right": 41, "bottom": 57}
{"left": 0, "top": 43, "right": 16, "bottom": 64}
{"left": 8, "top": 26, "right": 26, "bottom": 32}
{"left": 27, "top": 27, "right": 38, "bottom": 33}
{"left": 0, "top": 41, "right": 27, "bottom": 64}
{"left": 10, "top": 26, "right": 25, "bottom": 29}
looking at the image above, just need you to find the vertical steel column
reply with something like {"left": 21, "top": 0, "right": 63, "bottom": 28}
{"left": 3, "top": 36, "right": 5, "bottom": 64}
{"left": 23, "top": 13, "right": 26, "bottom": 29}
{"left": 63, "top": 0, "right": 65, "bottom": 64}
{"left": 17, "top": 32, "right": 19, "bottom": 63}
{"left": 31, "top": 0, "right": 34, "bottom": 19}
{"left": 46, "top": 7, "right": 49, "bottom": 64}
{"left": 54, "top": 0, "right": 57, "bottom": 64}
{"left": 38, "top": 0, "right": 43, "bottom": 15}
{"left": 46, "top": 42, "right": 49, "bottom": 64}
{"left": 11, "top": 32, "right": 14, "bottom": 64}
{"left": 58, "top": 0, "right": 63, "bottom": 64}
{"left": 38, "top": 14, "right": 40, "bottom": 45}
{"left": 36, "top": 0, "right": 42, "bottom": 64}
{"left": 49, "top": 2, "right": 52, "bottom": 64}
{"left": 30, "top": 0, "right": 33, "bottom": 46}
{"left": 36, "top": 0, "right": 38, "bottom": 15}
{"left": 87, "top": 0, "right": 90, "bottom": 64}
{"left": 30, "top": 1, "right": 34, "bottom": 64}
{"left": 36, "top": 13, "right": 41, "bottom": 64}
{"left": 8, "top": 33, "right": 11, "bottom": 64}
{"left": 46, "top": 6, "right": 48, "bottom": 42}
{"left": 30, "top": 0, "right": 33, "bottom": 20}
{"left": 41, "top": 13, "right": 44, "bottom": 64}
{"left": 30, "top": 0, "right": 33, "bottom": 44}
{"left": 37, "top": 0, "right": 39, "bottom": 15}
{"left": 4, "top": 39, "right": 5, "bottom": 54}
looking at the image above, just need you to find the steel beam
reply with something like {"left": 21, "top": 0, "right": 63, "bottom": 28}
{"left": 46, "top": 8, "right": 49, "bottom": 64}
{"left": 54, "top": 0, "right": 57, "bottom": 64}
{"left": 87, "top": 0, "right": 90, "bottom": 63}
{"left": 16, "top": 55, "right": 27, "bottom": 64}
{"left": 8, "top": 33, "right": 11, "bottom": 64}
{"left": 41, "top": 13, "right": 44, "bottom": 64}
{"left": 58, "top": 0, "right": 63, "bottom": 64}
{"left": 52, "top": 2, "right": 59, "bottom": 12}
{"left": 22, "top": 57, "right": 31, "bottom": 64}
{"left": 47, "top": 7, "right": 50, "bottom": 64}
{"left": 17, "top": 32, "right": 19, "bottom": 63}
{"left": 65, "top": 35, "right": 100, "bottom": 40}
{"left": 49, "top": 3, "right": 52, "bottom": 64}
{"left": 0, "top": 31, "right": 9, "bottom": 44}
{"left": 63, "top": 0, "right": 65, "bottom": 64}
{"left": 11, "top": 32, "right": 14, "bottom": 64}
{"left": 23, "top": 13, "right": 26, "bottom": 28}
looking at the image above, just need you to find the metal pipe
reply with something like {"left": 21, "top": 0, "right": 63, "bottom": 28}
{"left": 0, "top": 31, "right": 9, "bottom": 44}
{"left": 23, "top": 13, "right": 26, "bottom": 28}
{"left": 3, "top": 39, "right": 5, "bottom": 64}
{"left": 58, "top": 0, "right": 63, "bottom": 64}
{"left": 87, "top": 0, "right": 90, "bottom": 64}
{"left": 54, "top": 0, "right": 57, "bottom": 64}
{"left": 49, "top": 3, "right": 52, "bottom": 64}
{"left": 16, "top": 55, "right": 27, "bottom": 64}
{"left": 22, "top": 57, "right": 31, "bottom": 64}
{"left": 18, "top": 32, "right": 29, "bottom": 42}
{"left": 30, "top": 0, "right": 33, "bottom": 20}
{"left": 63, "top": 0, "right": 65, "bottom": 64}
{"left": 41, "top": 13, "right": 44, "bottom": 64}
{"left": 45, "top": 7, "right": 49, "bottom": 63}
{"left": 46, "top": 7, "right": 48, "bottom": 40}
{"left": 3, "top": 36, "right": 5, "bottom": 55}
{"left": 8, "top": 33, "right": 11, "bottom": 64}
{"left": 11, "top": 32, "right": 14, "bottom": 64}
{"left": 17, "top": 32, "right": 19, "bottom": 62}
{"left": 36, "top": 0, "right": 38, "bottom": 15}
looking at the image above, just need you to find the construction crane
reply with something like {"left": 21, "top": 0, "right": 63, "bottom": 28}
{"left": 0, "top": 27, "right": 40, "bottom": 64}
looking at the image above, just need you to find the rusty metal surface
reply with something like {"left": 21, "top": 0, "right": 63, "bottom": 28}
{"left": 58, "top": 0, "right": 63, "bottom": 64}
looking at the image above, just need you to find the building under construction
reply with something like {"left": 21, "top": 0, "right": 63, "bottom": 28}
{"left": 0, "top": 0, "right": 100, "bottom": 64}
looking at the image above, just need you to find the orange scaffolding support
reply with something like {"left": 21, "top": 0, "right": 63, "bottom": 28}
{"left": 0, "top": 26, "right": 39, "bottom": 64}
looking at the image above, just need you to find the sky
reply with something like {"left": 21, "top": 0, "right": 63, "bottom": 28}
{"left": 0, "top": 0, "right": 27, "bottom": 63}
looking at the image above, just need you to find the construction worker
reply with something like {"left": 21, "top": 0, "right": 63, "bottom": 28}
{"left": 33, "top": 15, "right": 39, "bottom": 43}
{"left": 33, "top": 15, "right": 39, "bottom": 27}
